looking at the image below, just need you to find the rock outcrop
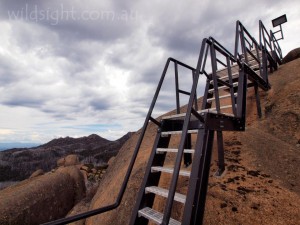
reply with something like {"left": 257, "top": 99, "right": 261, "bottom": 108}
{"left": 282, "top": 47, "right": 300, "bottom": 64}
{"left": 57, "top": 154, "right": 80, "bottom": 167}
{"left": 29, "top": 169, "right": 44, "bottom": 178}
{"left": 0, "top": 165, "right": 85, "bottom": 225}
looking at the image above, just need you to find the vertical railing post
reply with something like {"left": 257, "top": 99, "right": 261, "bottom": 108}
{"left": 226, "top": 56, "right": 237, "bottom": 116}
{"left": 193, "top": 70, "right": 199, "bottom": 111}
{"left": 210, "top": 43, "right": 221, "bottom": 113}
{"left": 240, "top": 25, "right": 248, "bottom": 63}
{"left": 234, "top": 21, "right": 240, "bottom": 60}
{"left": 259, "top": 21, "right": 263, "bottom": 49}
{"left": 174, "top": 61, "right": 180, "bottom": 114}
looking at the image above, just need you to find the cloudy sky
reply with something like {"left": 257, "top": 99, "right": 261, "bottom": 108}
{"left": 0, "top": 0, "right": 299, "bottom": 144}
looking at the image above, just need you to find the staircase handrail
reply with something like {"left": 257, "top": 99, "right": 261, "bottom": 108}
{"left": 208, "top": 37, "right": 236, "bottom": 62}
{"left": 259, "top": 20, "right": 273, "bottom": 54}
{"left": 271, "top": 30, "right": 283, "bottom": 60}
{"left": 41, "top": 57, "right": 196, "bottom": 225}
{"left": 200, "top": 38, "right": 241, "bottom": 117}
{"left": 200, "top": 38, "right": 240, "bottom": 75}
{"left": 235, "top": 20, "right": 262, "bottom": 61}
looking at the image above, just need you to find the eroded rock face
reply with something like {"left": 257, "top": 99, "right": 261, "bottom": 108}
{"left": 65, "top": 155, "right": 80, "bottom": 166}
{"left": 57, "top": 154, "right": 79, "bottom": 167}
{"left": 0, "top": 166, "right": 85, "bottom": 225}
{"left": 282, "top": 47, "right": 300, "bottom": 64}
{"left": 57, "top": 157, "right": 66, "bottom": 167}
{"left": 29, "top": 169, "right": 44, "bottom": 178}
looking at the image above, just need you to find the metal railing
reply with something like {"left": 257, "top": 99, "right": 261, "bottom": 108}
{"left": 235, "top": 21, "right": 265, "bottom": 81}
{"left": 271, "top": 31, "right": 283, "bottom": 61}
{"left": 200, "top": 38, "right": 239, "bottom": 116}
{"left": 42, "top": 57, "right": 196, "bottom": 225}
{"left": 259, "top": 20, "right": 274, "bottom": 55}
{"left": 235, "top": 21, "right": 261, "bottom": 60}
{"left": 173, "top": 58, "right": 198, "bottom": 113}
{"left": 259, "top": 20, "right": 282, "bottom": 62}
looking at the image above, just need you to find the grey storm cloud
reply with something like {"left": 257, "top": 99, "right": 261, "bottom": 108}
{"left": 89, "top": 97, "right": 112, "bottom": 111}
{"left": 3, "top": 96, "right": 42, "bottom": 108}
{"left": 1, "top": 0, "right": 138, "bottom": 42}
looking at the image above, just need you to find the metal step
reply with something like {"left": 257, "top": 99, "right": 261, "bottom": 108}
{"left": 209, "top": 63, "right": 260, "bottom": 85}
{"left": 250, "top": 63, "right": 260, "bottom": 69}
{"left": 161, "top": 130, "right": 198, "bottom": 136}
{"left": 214, "top": 62, "right": 238, "bottom": 74}
{"left": 138, "top": 207, "right": 181, "bottom": 225}
{"left": 151, "top": 166, "right": 190, "bottom": 177}
{"left": 207, "top": 93, "right": 237, "bottom": 102}
{"left": 208, "top": 82, "right": 238, "bottom": 93}
{"left": 218, "top": 71, "right": 240, "bottom": 80}
{"left": 209, "top": 104, "right": 235, "bottom": 111}
{"left": 247, "top": 56, "right": 262, "bottom": 63}
{"left": 162, "top": 109, "right": 235, "bottom": 120}
{"left": 210, "top": 72, "right": 239, "bottom": 84}
{"left": 156, "top": 148, "right": 195, "bottom": 154}
{"left": 241, "top": 53, "right": 263, "bottom": 61}
{"left": 240, "top": 49, "right": 262, "bottom": 60}
{"left": 145, "top": 186, "right": 186, "bottom": 204}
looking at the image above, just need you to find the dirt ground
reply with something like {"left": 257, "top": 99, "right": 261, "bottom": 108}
{"left": 86, "top": 58, "right": 300, "bottom": 225}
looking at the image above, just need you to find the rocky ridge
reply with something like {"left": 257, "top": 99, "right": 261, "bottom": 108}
{"left": 0, "top": 132, "right": 133, "bottom": 182}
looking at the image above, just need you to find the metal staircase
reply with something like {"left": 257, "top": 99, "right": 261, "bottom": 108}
{"left": 42, "top": 19, "right": 283, "bottom": 225}
{"left": 129, "top": 21, "right": 282, "bottom": 225}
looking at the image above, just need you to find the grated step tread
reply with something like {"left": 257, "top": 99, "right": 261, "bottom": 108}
{"left": 157, "top": 148, "right": 195, "bottom": 154}
{"left": 145, "top": 186, "right": 186, "bottom": 203}
{"left": 210, "top": 104, "right": 236, "bottom": 111}
{"left": 210, "top": 72, "right": 239, "bottom": 84}
{"left": 162, "top": 109, "right": 235, "bottom": 120}
{"left": 208, "top": 82, "right": 239, "bottom": 93}
{"left": 161, "top": 130, "right": 198, "bottom": 136}
{"left": 209, "top": 63, "right": 261, "bottom": 85}
{"left": 213, "top": 62, "right": 239, "bottom": 75}
{"left": 151, "top": 166, "right": 190, "bottom": 177}
{"left": 138, "top": 207, "right": 181, "bottom": 225}
{"left": 207, "top": 93, "right": 237, "bottom": 102}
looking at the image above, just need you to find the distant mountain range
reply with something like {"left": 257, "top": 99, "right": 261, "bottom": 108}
{"left": 0, "top": 143, "right": 41, "bottom": 151}
{"left": 0, "top": 133, "right": 133, "bottom": 181}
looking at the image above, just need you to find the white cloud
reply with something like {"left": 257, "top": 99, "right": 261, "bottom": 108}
{"left": 0, "top": 129, "right": 15, "bottom": 136}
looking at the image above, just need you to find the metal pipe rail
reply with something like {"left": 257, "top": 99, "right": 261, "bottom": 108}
{"left": 259, "top": 19, "right": 282, "bottom": 62}
{"left": 206, "top": 38, "right": 237, "bottom": 62}
{"left": 259, "top": 20, "right": 273, "bottom": 53}
{"left": 171, "top": 58, "right": 198, "bottom": 113}
{"left": 200, "top": 38, "right": 239, "bottom": 116}
{"left": 42, "top": 57, "right": 196, "bottom": 225}
{"left": 209, "top": 36, "right": 236, "bottom": 61}
{"left": 169, "top": 57, "right": 197, "bottom": 71}
{"left": 201, "top": 38, "right": 240, "bottom": 76}
{"left": 271, "top": 31, "right": 283, "bottom": 60}
{"left": 235, "top": 20, "right": 265, "bottom": 83}
{"left": 235, "top": 20, "right": 262, "bottom": 62}
{"left": 202, "top": 37, "right": 239, "bottom": 76}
